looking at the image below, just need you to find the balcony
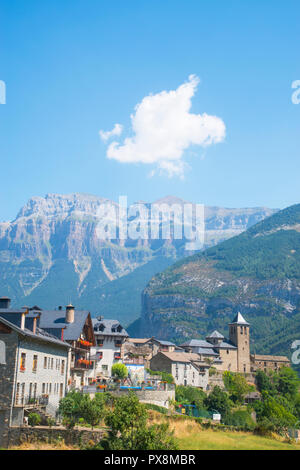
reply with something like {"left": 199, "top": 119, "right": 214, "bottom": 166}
{"left": 73, "top": 359, "right": 94, "bottom": 370}
{"left": 15, "top": 395, "right": 49, "bottom": 407}
{"left": 114, "top": 353, "right": 121, "bottom": 360}
{"left": 75, "top": 339, "right": 93, "bottom": 350}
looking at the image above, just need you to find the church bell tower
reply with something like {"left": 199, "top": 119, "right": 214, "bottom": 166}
{"left": 229, "top": 312, "right": 250, "bottom": 373}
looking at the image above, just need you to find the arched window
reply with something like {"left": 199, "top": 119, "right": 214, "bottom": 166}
{"left": 0, "top": 340, "right": 6, "bottom": 364}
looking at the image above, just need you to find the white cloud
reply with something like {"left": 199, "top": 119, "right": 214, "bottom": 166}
{"left": 102, "top": 75, "right": 226, "bottom": 177}
{"left": 99, "top": 123, "right": 123, "bottom": 142}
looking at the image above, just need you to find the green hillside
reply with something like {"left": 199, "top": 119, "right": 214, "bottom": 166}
{"left": 137, "top": 204, "right": 300, "bottom": 365}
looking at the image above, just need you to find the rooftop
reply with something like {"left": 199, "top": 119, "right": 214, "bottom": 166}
{"left": 92, "top": 318, "right": 128, "bottom": 337}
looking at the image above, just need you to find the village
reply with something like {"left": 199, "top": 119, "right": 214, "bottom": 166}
{"left": 0, "top": 295, "right": 292, "bottom": 448}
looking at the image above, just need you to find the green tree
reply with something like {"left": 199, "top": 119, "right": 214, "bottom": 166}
{"left": 275, "top": 367, "right": 300, "bottom": 400}
{"left": 204, "top": 386, "right": 232, "bottom": 418}
{"left": 111, "top": 363, "right": 128, "bottom": 380}
{"left": 97, "top": 393, "right": 177, "bottom": 450}
{"left": 175, "top": 385, "right": 206, "bottom": 408}
{"left": 255, "top": 370, "right": 276, "bottom": 394}
{"left": 256, "top": 392, "right": 298, "bottom": 435}
{"left": 223, "top": 371, "right": 253, "bottom": 404}
{"left": 80, "top": 397, "right": 103, "bottom": 429}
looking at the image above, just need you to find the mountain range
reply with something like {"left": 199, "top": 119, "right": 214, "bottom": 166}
{"left": 0, "top": 193, "right": 276, "bottom": 326}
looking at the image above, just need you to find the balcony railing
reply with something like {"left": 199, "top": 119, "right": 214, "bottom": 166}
{"left": 73, "top": 359, "right": 94, "bottom": 370}
{"left": 15, "top": 395, "right": 49, "bottom": 407}
{"left": 75, "top": 340, "right": 93, "bottom": 350}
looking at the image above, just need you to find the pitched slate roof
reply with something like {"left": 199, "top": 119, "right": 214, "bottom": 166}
{"left": 92, "top": 318, "right": 128, "bottom": 337}
{"left": 251, "top": 354, "right": 290, "bottom": 362}
{"left": 213, "top": 340, "right": 237, "bottom": 350}
{"left": 0, "top": 315, "right": 70, "bottom": 349}
{"left": 36, "top": 309, "right": 91, "bottom": 341}
{"left": 194, "top": 347, "right": 219, "bottom": 356}
{"left": 153, "top": 339, "right": 176, "bottom": 346}
{"left": 179, "top": 339, "right": 214, "bottom": 349}
{"left": 229, "top": 312, "right": 250, "bottom": 325}
{"left": 206, "top": 330, "right": 224, "bottom": 339}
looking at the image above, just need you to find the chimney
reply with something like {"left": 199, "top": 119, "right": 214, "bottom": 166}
{"left": 0, "top": 297, "right": 11, "bottom": 309}
{"left": 32, "top": 317, "right": 37, "bottom": 334}
{"left": 66, "top": 304, "right": 75, "bottom": 324}
{"left": 20, "top": 310, "right": 28, "bottom": 330}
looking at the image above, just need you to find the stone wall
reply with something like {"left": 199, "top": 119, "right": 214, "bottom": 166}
{"left": 2, "top": 425, "right": 107, "bottom": 449}
{"left": 112, "top": 388, "right": 175, "bottom": 409}
{"left": 0, "top": 329, "right": 18, "bottom": 447}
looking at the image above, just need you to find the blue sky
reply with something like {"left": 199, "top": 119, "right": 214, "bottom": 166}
{"left": 0, "top": 0, "right": 299, "bottom": 220}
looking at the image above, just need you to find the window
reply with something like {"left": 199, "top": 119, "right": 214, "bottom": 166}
{"left": 20, "top": 353, "right": 26, "bottom": 372}
{"left": 42, "top": 383, "right": 46, "bottom": 394}
{"left": 49, "top": 383, "right": 52, "bottom": 394}
{"left": 44, "top": 357, "right": 47, "bottom": 369}
{"left": 102, "top": 364, "right": 108, "bottom": 371}
{"left": 15, "top": 383, "right": 20, "bottom": 405}
{"left": 0, "top": 340, "right": 5, "bottom": 364}
{"left": 21, "top": 383, "right": 25, "bottom": 405}
{"left": 51, "top": 358, "right": 54, "bottom": 369}
{"left": 32, "top": 355, "right": 38, "bottom": 372}
{"left": 61, "top": 360, "right": 65, "bottom": 375}
{"left": 59, "top": 383, "right": 63, "bottom": 398}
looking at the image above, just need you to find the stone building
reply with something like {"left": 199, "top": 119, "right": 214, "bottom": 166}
{"left": 123, "top": 337, "right": 182, "bottom": 368}
{"left": 26, "top": 304, "right": 96, "bottom": 389}
{"left": 0, "top": 306, "right": 70, "bottom": 448}
{"left": 250, "top": 354, "right": 290, "bottom": 373}
{"left": 150, "top": 351, "right": 210, "bottom": 390}
{"left": 88, "top": 317, "right": 129, "bottom": 380}
{"left": 180, "top": 312, "right": 289, "bottom": 374}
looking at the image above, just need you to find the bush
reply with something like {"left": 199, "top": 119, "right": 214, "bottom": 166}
{"left": 145, "top": 403, "right": 168, "bottom": 414}
{"left": 146, "top": 369, "right": 174, "bottom": 384}
{"left": 28, "top": 413, "right": 41, "bottom": 427}
{"left": 175, "top": 385, "right": 206, "bottom": 408}
{"left": 204, "top": 386, "right": 232, "bottom": 418}
{"left": 93, "top": 392, "right": 178, "bottom": 450}
{"left": 111, "top": 363, "right": 128, "bottom": 380}
{"left": 47, "top": 417, "right": 56, "bottom": 428}
{"left": 223, "top": 409, "right": 256, "bottom": 430}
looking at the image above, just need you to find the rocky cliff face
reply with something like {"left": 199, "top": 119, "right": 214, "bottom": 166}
{"left": 137, "top": 204, "right": 300, "bottom": 358}
{"left": 0, "top": 193, "right": 276, "bottom": 324}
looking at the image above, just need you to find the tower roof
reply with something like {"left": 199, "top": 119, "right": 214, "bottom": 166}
{"left": 229, "top": 312, "right": 249, "bottom": 325}
{"left": 206, "top": 330, "right": 224, "bottom": 339}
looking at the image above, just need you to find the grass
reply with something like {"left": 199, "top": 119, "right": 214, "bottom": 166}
{"left": 148, "top": 411, "right": 300, "bottom": 450}
{"left": 8, "top": 441, "right": 79, "bottom": 451}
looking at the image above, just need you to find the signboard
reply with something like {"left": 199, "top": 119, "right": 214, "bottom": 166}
{"left": 124, "top": 364, "right": 145, "bottom": 383}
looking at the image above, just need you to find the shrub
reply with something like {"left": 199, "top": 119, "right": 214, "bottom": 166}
{"left": 47, "top": 417, "right": 56, "bottom": 428}
{"left": 28, "top": 412, "right": 41, "bottom": 427}
{"left": 111, "top": 363, "right": 128, "bottom": 380}
{"left": 93, "top": 392, "right": 178, "bottom": 450}
{"left": 223, "top": 409, "right": 256, "bottom": 430}
{"left": 204, "top": 386, "right": 232, "bottom": 418}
